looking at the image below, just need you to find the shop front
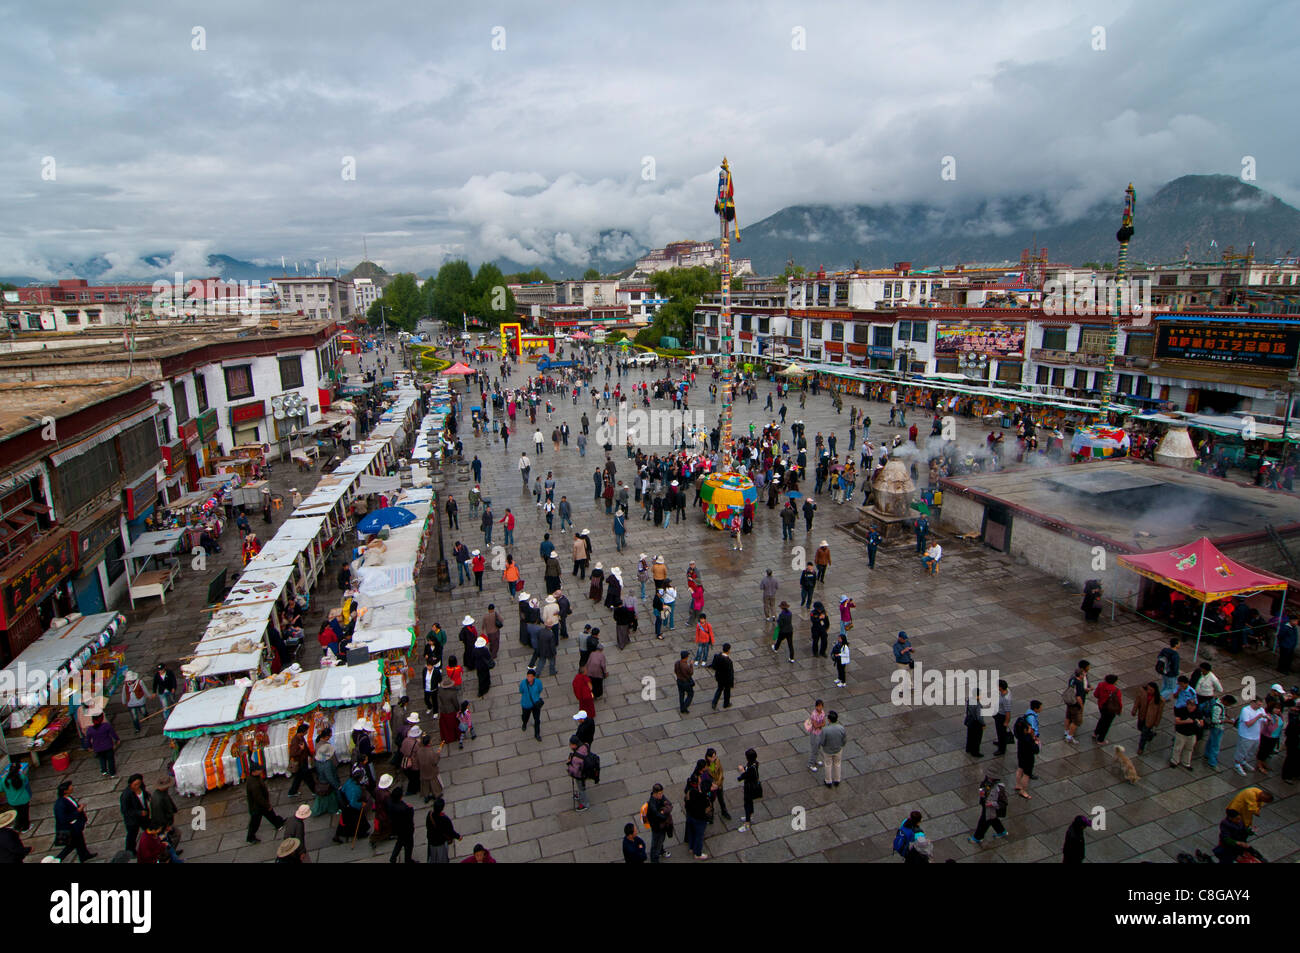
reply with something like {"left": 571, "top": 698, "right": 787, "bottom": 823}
{"left": 196, "top": 408, "right": 221, "bottom": 474}
{"left": 71, "top": 503, "right": 128, "bottom": 615}
{"left": 124, "top": 467, "right": 159, "bottom": 540}
{"left": 230, "top": 399, "right": 267, "bottom": 448}
{"left": 0, "top": 528, "right": 77, "bottom": 665}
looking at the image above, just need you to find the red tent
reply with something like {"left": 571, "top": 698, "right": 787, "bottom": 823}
{"left": 439, "top": 362, "right": 476, "bottom": 376}
{"left": 1118, "top": 536, "right": 1288, "bottom": 660}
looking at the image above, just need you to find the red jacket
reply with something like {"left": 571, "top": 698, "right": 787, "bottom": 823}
{"left": 1094, "top": 681, "right": 1122, "bottom": 710}
{"left": 573, "top": 673, "right": 595, "bottom": 719}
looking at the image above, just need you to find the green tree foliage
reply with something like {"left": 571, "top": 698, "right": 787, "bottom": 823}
{"left": 429, "top": 260, "right": 475, "bottom": 324}
{"left": 471, "top": 262, "right": 514, "bottom": 327}
{"left": 641, "top": 266, "right": 723, "bottom": 345}
{"left": 367, "top": 272, "right": 421, "bottom": 330}
{"left": 583, "top": 267, "right": 601, "bottom": 280}
{"left": 504, "top": 268, "right": 551, "bottom": 284}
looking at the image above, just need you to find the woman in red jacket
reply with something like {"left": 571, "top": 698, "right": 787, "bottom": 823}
{"left": 1092, "top": 674, "right": 1122, "bottom": 745}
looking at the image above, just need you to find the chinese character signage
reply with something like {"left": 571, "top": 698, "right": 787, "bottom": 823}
{"left": 1155, "top": 324, "right": 1300, "bottom": 368}
{"left": 3, "top": 531, "right": 74, "bottom": 625}
{"left": 936, "top": 324, "right": 1025, "bottom": 357}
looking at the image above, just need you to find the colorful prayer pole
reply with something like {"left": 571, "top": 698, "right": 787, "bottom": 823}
{"left": 1102, "top": 183, "right": 1136, "bottom": 409}
{"left": 715, "top": 157, "right": 739, "bottom": 464}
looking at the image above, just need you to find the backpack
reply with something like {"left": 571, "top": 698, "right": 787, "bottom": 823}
{"left": 582, "top": 751, "right": 601, "bottom": 782}
{"left": 1155, "top": 655, "right": 1166, "bottom": 675}
{"left": 1062, "top": 677, "right": 1079, "bottom": 708}
{"left": 995, "top": 783, "right": 1008, "bottom": 818}
{"left": 892, "top": 824, "right": 913, "bottom": 859}
{"left": 1012, "top": 715, "right": 1029, "bottom": 740}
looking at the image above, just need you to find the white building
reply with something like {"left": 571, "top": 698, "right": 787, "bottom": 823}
{"left": 274, "top": 276, "right": 351, "bottom": 321}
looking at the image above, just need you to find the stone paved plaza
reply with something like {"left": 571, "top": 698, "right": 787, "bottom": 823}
{"left": 15, "top": 348, "right": 1300, "bottom": 864}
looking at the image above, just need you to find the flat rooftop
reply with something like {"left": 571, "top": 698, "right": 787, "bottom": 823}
{"left": 0, "top": 317, "right": 336, "bottom": 366}
{"left": 0, "top": 378, "right": 148, "bottom": 440}
{"left": 945, "top": 457, "right": 1300, "bottom": 551}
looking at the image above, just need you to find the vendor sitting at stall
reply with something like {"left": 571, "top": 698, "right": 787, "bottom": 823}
{"left": 241, "top": 532, "right": 262, "bottom": 566}
{"left": 319, "top": 610, "right": 346, "bottom": 659}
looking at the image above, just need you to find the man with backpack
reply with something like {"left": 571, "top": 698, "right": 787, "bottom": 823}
{"left": 1013, "top": 701, "right": 1042, "bottom": 799}
{"left": 968, "top": 776, "right": 1009, "bottom": 845}
{"left": 566, "top": 735, "right": 598, "bottom": 812}
{"left": 1156, "top": 637, "right": 1181, "bottom": 698}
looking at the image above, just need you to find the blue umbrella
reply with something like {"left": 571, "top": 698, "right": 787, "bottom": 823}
{"left": 358, "top": 506, "right": 417, "bottom": 535}
{"left": 786, "top": 490, "right": 803, "bottom": 500}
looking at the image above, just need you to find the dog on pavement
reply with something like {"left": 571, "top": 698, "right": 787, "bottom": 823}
{"left": 1112, "top": 745, "right": 1140, "bottom": 783}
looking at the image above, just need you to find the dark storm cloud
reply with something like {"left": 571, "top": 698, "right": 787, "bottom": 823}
{"left": 0, "top": 0, "right": 1295, "bottom": 278}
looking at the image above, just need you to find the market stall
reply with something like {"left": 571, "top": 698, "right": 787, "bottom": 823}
{"left": 122, "top": 528, "right": 185, "bottom": 607}
{"left": 0, "top": 612, "right": 128, "bottom": 765}
{"left": 1117, "top": 536, "right": 1290, "bottom": 662}
{"left": 164, "top": 661, "right": 391, "bottom": 796}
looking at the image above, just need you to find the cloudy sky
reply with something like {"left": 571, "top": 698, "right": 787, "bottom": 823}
{"left": 2, "top": 0, "right": 1296, "bottom": 279}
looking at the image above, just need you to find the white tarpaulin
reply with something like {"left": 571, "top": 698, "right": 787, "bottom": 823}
{"left": 163, "top": 684, "right": 249, "bottom": 734}
{"left": 358, "top": 474, "right": 403, "bottom": 494}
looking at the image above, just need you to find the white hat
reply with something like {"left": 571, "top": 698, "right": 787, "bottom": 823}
{"left": 409, "top": 726, "right": 422, "bottom": 738}
{"left": 639, "top": 553, "right": 647, "bottom": 560}
{"left": 573, "top": 711, "right": 588, "bottom": 721}
{"left": 655, "top": 555, "right": 665, "bottom": 564}
{"left": 581, "top": 528, "right": 589, "bottom": 536}
{"left": 519, "top": 591, "right": 529, "bottom": 601}
{"left": 839, "top": 594, "right": 849, "bottom": 603}
{"left": 820, "top": 540, "right": 829, "bottom": 548}
{"left": 545, "top": 594, "right": 557, "bottom": 604}
{"left": 354, "top": 719, "right": 372, "bottom": 733}
{"left": 295, "top": 804, "right": 313, "bottom": 819}
{"left": 406, "top": 712, "right": 421, "bottom": 724}
{"left": 377, "top": 774, "right": 393, "bottom": 790}
{"left": 474, "top": 637, "right": 488, "bottom": 648}
{"left": 610, "top": 567, "right": 622, "bottom": 578}
{"left": 671, "top": 481, "right": 679, "bottom": 487}
{"left": 1271, "top": 683, "right": 1285, "bottom": 694}
{"left": 471, "top": 549, "right": 480, "bottom": 556}
{"left": 125, "top": 671, "right": 139, "bottom": 681}
{"left": 88, "top": 707, "right": 104, "bottom": 718}
{"left": 529, "top": 598, "right": 539, "bottom": 608}
{"left": 41, "top": 856, "right": 61, "bottom": 864}
{"left": 593, "top": 562, "right": 603, "bottom": 570}
{"left": 461, "top": 615, "right": 475, "bottom": 626}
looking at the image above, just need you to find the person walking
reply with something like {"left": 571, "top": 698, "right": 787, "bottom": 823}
{"left": 820, "top": 711, "right": 847, "bottom": 788}
{"left": 119, "top": 773, "right": 152, "bottom": 854}
{"left": 245, "top": 765, "right": 285, "bottom": 843}
{"left": 2, "top": 763, "right": 32, "bottom": 833}
{"left": 708, "top": 644, "right": 734, "bottom": 709}
{"left": 1156, "top": 638, "right": 1181, "bottom": 699}
{"left": 682, "top": 762, "right": 712, "bottom": 860}
{"left": 85, "top": 707, "right": 119, "bottom": 777}
{"left": 866, "top": 527, "right": 881, "bottom": 569}
{"left": 693, "top": 613, "right": 715, "bottom": 664}
{"left": 1131, "top": 682, "right": 1165, "bottom": 755}
{"left": 830, "top": 631, "right": 850, "bottom": 688}
{"left": 968, "top": 776, "right": 1009, "bottom": 845}
{"left": 286, "top": 723, "right": 317, "bottom": 796}
{"left": 426, "top": 798, "right": 462, "bottom": 862}
{"left": 814, "top": 541, "right": 831, "bottom": 585}
{"left": 387, "top": 787, "right": 416, "bottom": 863}
{"left": 1063, "top": 660, "right": 1090, "bottom": 745}
{"left": 1170, "top": 696, "right": 1205, "bottom": 770}
{"left": 798, "top": 562, "right": 817, "bottom": 609}
{"left": 1092, "top": 674, "right": 1122, "bottom": 744}
{"left": 759, "top": 569, "right": 779, "bottom": 622}
{"left": 413, "top": 734, "right": 444, "bottom": 803}
{"left": 736, "top": 749, "right": 762, "bottom": 833}
{"left": 646, "top": 783, "right": 673, "bottom": 862}
{"left": 1063, "top": 815, "right": 1091, "bottom": 862}
{"left": 1234, "top": 698, "right": 1266, "bottom": 776}
{"left": 519, "top": 668, "right": 544, "bottom": 741}
{"left": 964, "top": 692, "right": 986, "bottom": 757}
{"left": 992, "top": 680, "right": 1012, "bottom": 755}
{"left": 152, "top": 663, "right": 178, "bottom": 716}
{"left": 566, "top": 736, "right": 594, "bottom": 813}
{"left": 1204, "top": 693, "right": 1237, "bottom": 770}
{"left": 1013, "top": 701, "right": 1042, "bottom": 799}
{"left": 672, "top": 650, "right": 696, "bottom": 713}
{"left": 54, "top": 780, "right": 95, "bottom": 862}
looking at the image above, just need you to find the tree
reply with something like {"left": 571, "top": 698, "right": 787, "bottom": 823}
{"left": 429, "top": 261, "right": 475, "bottom": 324}
{"left": 471, "top": 262, "right": 514, "bottom": 327}
{"left": 781, "top": 260, "right": 806, "bottom": 279}
{"left": 504, "top": 268, "right": 551, "bottom": 284}
{"left": 369, "top": 272, "right": 421, "bottom": 331}
{"left": 583, "top": 268, "right": 601, "bottom": 281}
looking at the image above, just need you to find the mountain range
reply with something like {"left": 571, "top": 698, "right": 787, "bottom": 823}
{"left": 3, "top": 175, "right": 1297, "bottom": 287}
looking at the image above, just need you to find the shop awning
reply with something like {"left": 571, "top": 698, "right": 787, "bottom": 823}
{"left": 1118, "top": 537, "right": 1289, "bottom": 602}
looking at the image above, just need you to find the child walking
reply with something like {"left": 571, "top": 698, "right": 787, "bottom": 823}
{"left": 457, "top": 701, "right": 476, "bottom": 750}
